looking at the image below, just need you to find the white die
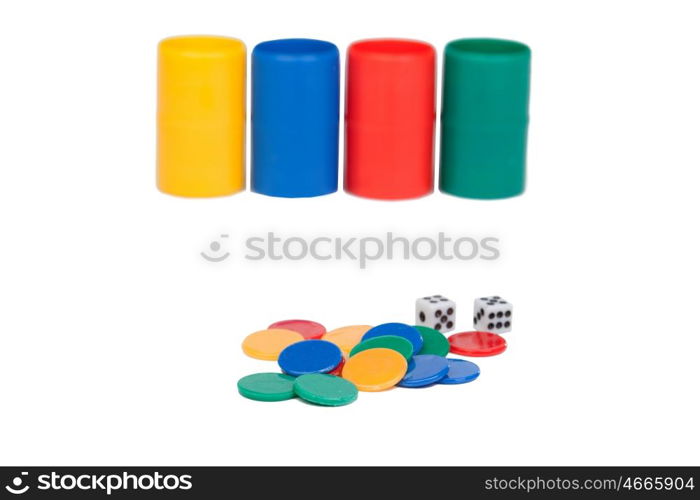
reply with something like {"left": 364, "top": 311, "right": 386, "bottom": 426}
{"left": 415, "top": 295, "right": 456, "bottom": 333}
{"left": 473, "top": 296, "right": 512, "bottom": 333}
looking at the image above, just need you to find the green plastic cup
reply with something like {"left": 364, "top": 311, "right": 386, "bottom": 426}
{"left": 439, "top": 38, "right": 531, "bottom": 199}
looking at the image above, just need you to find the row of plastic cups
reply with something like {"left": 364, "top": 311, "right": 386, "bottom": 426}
{"left": 157, "top": 37, "right": 530, "bottom": 200}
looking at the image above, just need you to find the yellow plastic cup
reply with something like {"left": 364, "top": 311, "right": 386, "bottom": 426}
{"left": 157, "top": 36, "right": 246, "bottom": 197}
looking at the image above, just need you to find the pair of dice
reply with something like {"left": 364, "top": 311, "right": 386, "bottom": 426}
{"left": 415, "top": 295, "right": 513, "bottom": 334}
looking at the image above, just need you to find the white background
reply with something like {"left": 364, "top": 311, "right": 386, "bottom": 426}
{"left": 1, "top": 0, "right": 699, "bottom": 466}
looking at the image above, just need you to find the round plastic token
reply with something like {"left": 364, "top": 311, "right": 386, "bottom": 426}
{"left": 268, "top": 319, "right": 326, "bottom": 340}
{"left": 398, "top": 354, "right": 449, "bottom": 388}
{"left": 350, "top": 335, "right": 413, "bottom": 361}
{"left": 362, "top": 323, "right": 423, "bottom": 354}
{"left": 448, "top": 331, "right": 507, "bottom": 357}
{"left": 242, "top": 329, "right": 304, "bottom": 360}
{"left": 278, "top": 339, "right": 343, "bottom": 376}
{"left": 322, "top": 325, "right": 372, "bottom": 354}
{"left": 414, "top": 326, "right": 450, "bottom": 356}
{"left": 439, "top": 358, "right": 480, "bottom": 384}
{"left": 237, "top": 373, "right": 296, "bottom": 402}
{"left": 342, "top": 348, "right": 407, "bottom": 392}
{"left": 294, "top": 374, "right": 358, "bottom": 407}
{"left": 328, "top": 356, "right": 345, "bottom": 376}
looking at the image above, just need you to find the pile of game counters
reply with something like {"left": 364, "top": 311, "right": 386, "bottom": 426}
{"left": 238, "top": 318, "right": 506, "bottom": 407}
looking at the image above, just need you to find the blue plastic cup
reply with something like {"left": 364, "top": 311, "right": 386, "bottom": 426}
{"left": 252, "top": 39, "right": 340, "bottom": 197}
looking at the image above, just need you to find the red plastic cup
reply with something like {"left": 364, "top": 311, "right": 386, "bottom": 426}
{"left": 344, "top": 39, "right": 436, "bottom": 200}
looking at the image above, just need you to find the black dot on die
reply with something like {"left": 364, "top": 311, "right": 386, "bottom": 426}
{"left": 447, "top": 308, "right": 454, "bottom": 315}
{"left": 441, "top": 315, "right": 448, "bottom": 323}
{"left": 419, "top": 312, "right": 425, "bottom": 322}
{"left": 440, "top": 298, "right": 448, "bottom": 302}
{"left": 430, "top": 300, "right": 438, "bottom": 303}
{"left": 480, "top": 309, "right": 484, "bottom": 316}
{"left": 432, "top": 295, "right": 441, "bottom": 298}
{"left": 489, "top": 313, "right": 495, "bottom": 319}
{"left": 505, "top": 311, "right": 511, "bottom": 317}
{"left": 446, "top": 321, "right": 453, "bottom": 328}
{"left": 505, "top": 321, "right": 511, "bottom": 328}
{"left": 435, "top": 323, "right": 442, "bottom": 330}
{"left": 488, "top": 323, "right": 494, "bottom": 329}
{"left": 497, "top": 312, "right": 503, "bottom": 318}
{"left": 435, "top": 310, "right": 442, "bottom": 318}
{"left": 499, "top": 301, "right": 506, "bottom": 304}
{"left": 473, "top": 316, "right": 477, "bottom": 324}
{"left": 493, "top": 296, "right": 501, "bottom": 299}
{"left": 496, "top": 322, "right": 503, "bottom": 328}
{"left": 423, "top": 296, "right": 431, "bottom": 300}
